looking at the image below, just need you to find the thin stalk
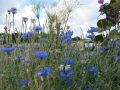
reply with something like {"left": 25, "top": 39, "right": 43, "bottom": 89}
{"left": 64, "top": 12, "right": 70, "bottom": 30}
{"left": 25, "top": 22, "right": 27, "bottom": 33}
{"left": 13, "top": 14, "right": 15, "bottom": 29}
{"left": 37, "top": 16, "right": 40, "bottom": 26}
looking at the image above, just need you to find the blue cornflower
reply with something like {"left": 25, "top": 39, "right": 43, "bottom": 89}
{"left": 60, "top": 70, "right": 74, "bottom": 83}
{"left": 61, "top": 58, "right": 74, "bottom": 65}
{"left": 113, "top": 56, "right": 120, "bottom": 62}
{"left": 10, "top": 7, "right": 17, "bottom": 14}
{"left": 36, "top": 67, "right": 52, "bottom": 77}
{"left": 19, "top": 80, "right": 31, "bottom": 88}
{"left": 87, "top": 27, "right": 97, "bottom": 33}
{"left": 34, "top": 26, "right": 42, "bottom": 32}
{"left": 27, "top": 31, "right": 34, "bottom": 37}
{"left": 60, "top": 70, "right": 74, "bottom": 78}
{"left": 45, "top": 67, "right": 52, "bottom": 74}
{"left": 34, "top": 51, "right": 49, "bottom": 60}
{"left": 60, "top": 30, "right": 73, "bottom": 44}
{"left": 88, "top": 66, "right": 99, "bottom": 75}
{"left": 99, "top": 46, "right": 109, "bottom": 56}
{"left": 2, "top": 47, "right": 15, "bottom": 53}
{"left": 21, "top": 33, "right": 28, "bottom": 39}
{"left": 21, "top": 32, "right": 34, "bottom": 39}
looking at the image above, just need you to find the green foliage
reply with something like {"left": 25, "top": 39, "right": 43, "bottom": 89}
{"left": 94, "top": 34, "right": 104, "bottom": 43}
{"left": 108, "top": 29, "right": 119, "bottom": 39}
{"left": 97, "top": 19, "right": 116, "bottom": 32}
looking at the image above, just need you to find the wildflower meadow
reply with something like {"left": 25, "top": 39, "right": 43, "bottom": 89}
{"left": 0, "top": 0, "right": 120, "bottom": 90}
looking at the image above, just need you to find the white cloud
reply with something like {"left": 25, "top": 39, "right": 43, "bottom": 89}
{"left": 67, "top": 0, "right": 111, "bottom": 37}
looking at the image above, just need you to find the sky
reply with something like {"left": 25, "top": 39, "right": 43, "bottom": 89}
{"left": 0, "top": 0, "right": 110, "bottom": 37}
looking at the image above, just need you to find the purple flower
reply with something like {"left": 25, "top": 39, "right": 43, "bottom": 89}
{"left": 98, "top": 0, "right": 104, "bottom": 4}
{"left": 22, "top": 17, "right": 29, "bottom": 22}
{"left": 34, "top": 51, "right": 49, "bottom": 60}
{"left": 88, "top": 66, "right": 99, "bottom": 75}
{"left": 36, "top": 67, "right": 52, "bottom": 77}
{"left": 34, "top": 26, "right": 42, "bottom": 32}
{"left": 10, "top": 8, "right": 17, "bottom": 14}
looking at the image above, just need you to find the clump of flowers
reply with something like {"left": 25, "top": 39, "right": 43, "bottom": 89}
{"left": 34, "top": 51, "right": 49, "bottom": 60}
{"left": 87, "top": 27, "right": 96, "bottom": 39}
{"left": 60, "top": 30, "right": 73, "bottom": 44}
{"left": 34, "top": 26, "right": 42, "bottom": 32}
{"left": 19, "top": 79, "right": 31, "bottom": 88}
{"left": 21, "top": 32, "right": 34, "bottom": 39}
{"left": 59, "top": 58, "right": 74, "bottom": 83}
{"left": 36, "top": 67, "right": 52, "bottom": 77}
{"left": 88, "top": 66, "right": 100, "bottom": 75}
